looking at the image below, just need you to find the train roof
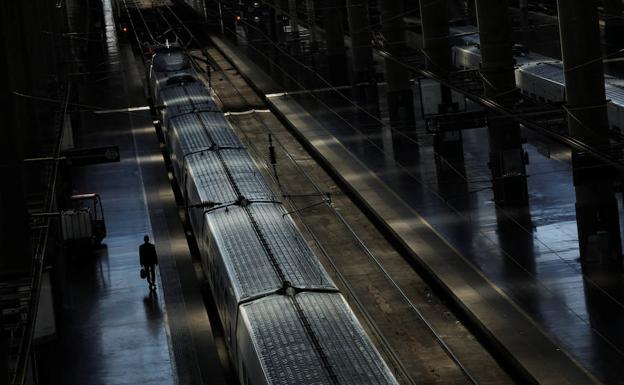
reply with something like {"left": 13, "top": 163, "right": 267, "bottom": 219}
{"left": 240, "top": 292, "right": 399, "bottom": 385}
{"left": 152, "top": 49, "right": 193, "bottom": 72}
{"left": 517, "top": 62, "right": 624, "bottom": 106}
{"left": 170, "top": 112, "right": 243, "bottom": 153}
{"left": 517, "top": 61, "right": 566, "bottom": 84}
{"left": 606, "top": 82, "right": 624, "bottom": 106}
{"left": 450, "top": 25, "right": 480, "bottom": 45}
{"left": 205, "top": 203, "right": 336, "bottom": 301}
{"left": 186, "top": 149, "right": 275, "bottom": 205}
{"left": 159, "top": 81, "right": 219, "bottom": 117}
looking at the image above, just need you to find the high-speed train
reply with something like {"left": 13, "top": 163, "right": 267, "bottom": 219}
{"left": 451, "top": 26, "right": 624, "bottom": 132}
{"left": 148, "top": 47, "right": 400, "bottom": 385}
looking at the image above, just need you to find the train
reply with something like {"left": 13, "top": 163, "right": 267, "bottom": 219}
{"left": 451, "top": 26, "right": 624, "bottom": 133}
{"left": 148, "top": 46, "right": 400, "bottom": 385}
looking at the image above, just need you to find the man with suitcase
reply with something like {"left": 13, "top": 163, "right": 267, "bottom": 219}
{"left": 139, "top": 235, "right": 159, "bottom": 291}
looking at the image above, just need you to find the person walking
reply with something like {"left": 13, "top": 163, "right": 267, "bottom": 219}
{"left": 139, "top": 235, "right": 159, "bottom": 291}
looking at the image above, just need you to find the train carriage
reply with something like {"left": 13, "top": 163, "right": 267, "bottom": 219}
{"left": 515, "top": 62, "right": 566, "bottom": 103}
{"left": 183, "top": 148, "right": 276, "bottom": 231}
{"left": 606, "top": 82, "right": 624, "bottom": 132}
{"left": 200, "top": 203, "right": 337, "bottom": 354}
{"left": 237, "top": 292, "right": 399, "bottom": 385}
{"left": 157, "top": 79, "right": 219, "bottom": 132}
{"left": 149, "top": 46, "right": 400, "bottom": 385}
{"left": 148, "top": 45, "right": 199, "bottom": 98}
{"left": 167, "top": 111, "right": 243, "bottom": 181}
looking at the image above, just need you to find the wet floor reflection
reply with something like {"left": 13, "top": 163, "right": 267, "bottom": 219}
{"left": 231, "top": 15, "right": 624, "bottom": 382}
{"left": 143, "top": 290, "right": 163, "bottom": 324}
{"left": 58, "top": 1, "right": 176, "bottom": 383}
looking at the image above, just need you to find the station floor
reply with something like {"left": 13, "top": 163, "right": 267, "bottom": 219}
{"left": 224, "top": 30, "right": 624, "bottom": 384}
{"left": 56, "top": 2, "right": 228, "bottom": 384}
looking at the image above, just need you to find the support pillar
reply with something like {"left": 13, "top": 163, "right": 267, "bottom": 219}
{"left": 466, "top": 0, "right": 476, "bottom": 24}
{"left": 220, "top": 0, "right": 237, "bottom": 40}
{"left": 305, "top": 0, "right": 317, "bottom": 47}
{"left": 346, "top": 0, "right": 378, "bottom": 112}
{"left": 0, "top": 1, "right": 32, "bottom": 274}
{"left": 475, "top": 0, "right": 528, "bottom": 205}
{"left": 321, "top": 0, "right": 348, "bottom": 85}
{"left": 379, "top": 0, "right": 415, "bottom": 132}
{"left": 557, "top": 0, "right": 623, "bottom": 269}
{"left": 421, "top": 0, "right": 467, "bottom": 194}
{"left": 420, "top": 0, "right": 464, "bottom": 155}
{"left": 287, "top": 0, "right": 301, "bottom": 56}
{"left": 0, "top": 316, "right": 6, "bottom": 385}
{"left": 519, "top": 0, "right": 530, "bottom": 45}
{"left": 604, "top": 0, "right": 624, "bottom": 54}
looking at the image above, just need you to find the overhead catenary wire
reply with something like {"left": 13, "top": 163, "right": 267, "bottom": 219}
{"left": 194, "top": 1, "right": 624, "bottom": 360}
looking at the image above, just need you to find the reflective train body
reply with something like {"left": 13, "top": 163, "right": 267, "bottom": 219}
{"left": 450, "top": 26, "right": 624, "bottom": 132}
{"left": 148, "top": 48, "right": 399, "bottom": 385}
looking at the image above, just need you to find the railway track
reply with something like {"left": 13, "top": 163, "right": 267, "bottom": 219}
{"left": 201, "top": 37, "right": 517, "bottom": 385}
{"left": 114, "top": 2, "right": 518, "bottom": 384}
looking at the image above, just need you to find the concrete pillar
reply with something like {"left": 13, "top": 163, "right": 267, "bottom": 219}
{"left": 321, "top": 0, "right": 348, "bottom": 85}
{"left": 346, "top": 0, "right": 378, "bottom": 111}
{"left": 475, "top": 0, "right": 528, "bottom": 205}
{"left": 557, "top": 0, "right": 622, "bottom": 269}
{"left": 604, "top": 0, "right": 624, "bottom": 54}
{"left": 0, "top": 2, "right": 32, "bottom": 273}
{"left": 466, "top": 0, "right": 476, "bottom": 24}
{"left": 420, "top": 0, "right": 451, "bottom": 76}
{"left": 287, "top": 0, "right": 301, "bottom": 57}
{"left": 519, "top": 0, "right": 529, "bottom": 44}
{"left": 220, "top": 0, "right": 237, "bottom": 40}
{"left": 0, "top": 314, "right": 6, "bottom": 385}
{"left": 405, "top": 0, "right": 420, "bottom": 18}
{"left": 420, "top": 0, "right": 465, "bottom": 159}
{"left": 379, "top": 0, "right": 415, "bottom": 131}
{"left": 305, "top": 0, "right": 317, "bottom": 47}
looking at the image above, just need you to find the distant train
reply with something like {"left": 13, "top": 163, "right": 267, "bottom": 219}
{"left": 451, "top": 26, "right": 624, "bottom": 132}
{"left": 148, "top": 46, "right": 400, "bottom": 385}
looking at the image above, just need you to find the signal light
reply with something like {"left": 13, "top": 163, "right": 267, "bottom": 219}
{"left": 122, "top": 26, "right": 128, "bottom": 33}
{"left": 235, "top": 15, "right": 241, "bottom": 22}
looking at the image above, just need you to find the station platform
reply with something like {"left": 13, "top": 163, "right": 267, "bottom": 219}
{"left": 208, "top": 34, "right": 624, "bottom": 385}
{"left": 55, "top": 2, "right": 228, "bottom": 384}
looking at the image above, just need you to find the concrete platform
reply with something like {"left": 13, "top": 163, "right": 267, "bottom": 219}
{"left": 55, "top": 2, "right": 228, "bottom": 384}
{"left": 203, "top": 46, "right": 515, "bottom": 385}
{"left": 207, "top": 34, "right": 617, "bottom": 385}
